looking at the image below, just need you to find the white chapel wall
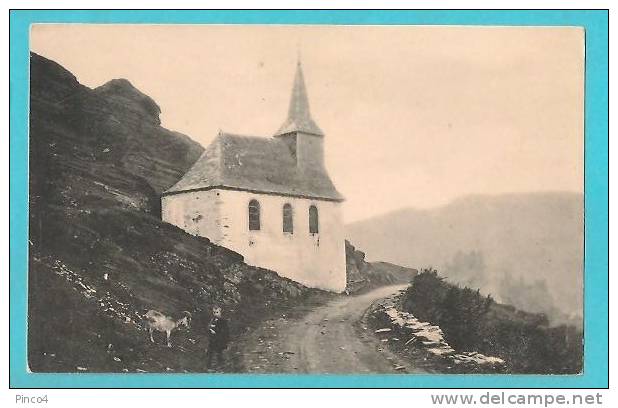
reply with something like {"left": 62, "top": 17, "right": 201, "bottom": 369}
{"left": 162, "top": 188, "right": 347, "bottom": 293}
{"left": 217, "top": 189, "right": 347, "bottom": 293}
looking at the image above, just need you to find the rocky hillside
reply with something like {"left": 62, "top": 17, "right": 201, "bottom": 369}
{"left": 345, "top": 240, "right": 417, "bottom": 293}
{"left": 346, "top": 193, "right": 583, "bottom": 324}
{"left": 28, "top": 52, "right": 316, "bottom": 373}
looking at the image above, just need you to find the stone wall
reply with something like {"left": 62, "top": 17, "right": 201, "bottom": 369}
{"left": 370, "top": 291, "right": 506, "bottom": 373}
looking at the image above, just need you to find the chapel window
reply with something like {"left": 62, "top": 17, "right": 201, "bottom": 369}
{"left": 248, "top": 199, "right": 260, "bottom": 231}
{"left": 309, "top": 205, "right": 319, "bottom": 234}
{"left": 283, "top": 203, "right": 294, "bottom": 233}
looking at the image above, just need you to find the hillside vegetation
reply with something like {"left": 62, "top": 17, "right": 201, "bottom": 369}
{"left": 400, "top": 270, "right": 583, "bottom": 374}
{"left": 28, "top": 52, "right": 317, "bottom": 372}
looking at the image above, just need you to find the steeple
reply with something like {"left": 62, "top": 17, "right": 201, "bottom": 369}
{"left": 274, "top": 60, "right": 324, "bottom": 137}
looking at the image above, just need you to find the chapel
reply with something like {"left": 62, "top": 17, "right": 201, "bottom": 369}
{"left": 162, "top": 61, "right": 346, "bottom": 292}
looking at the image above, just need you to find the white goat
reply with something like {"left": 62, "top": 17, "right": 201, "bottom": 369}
{"left": 144, "top": 310, "right": 191, "bottom": 347}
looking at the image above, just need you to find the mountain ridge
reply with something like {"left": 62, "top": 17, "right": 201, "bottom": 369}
{"left": 346, "top": 191, "right": 584, "bottom": 324}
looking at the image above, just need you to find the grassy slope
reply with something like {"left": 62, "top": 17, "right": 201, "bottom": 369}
{"left": 28, "top": 52, "right": 317, "bottom": 373}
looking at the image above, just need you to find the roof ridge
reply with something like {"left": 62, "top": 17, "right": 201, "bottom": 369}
{"left": 218, "top": 131, "right": 284, "bottom": 145}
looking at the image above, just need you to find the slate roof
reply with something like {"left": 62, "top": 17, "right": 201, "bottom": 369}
{"left": 163, "top": 132, "right": 344, "bottom": 201}
{"left": 165, "top": 60, "right": 341, "bottom": 201}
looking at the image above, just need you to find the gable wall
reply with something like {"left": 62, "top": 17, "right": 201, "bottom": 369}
{"left": 161, "top": 190, "right": 224, "bottom": 242}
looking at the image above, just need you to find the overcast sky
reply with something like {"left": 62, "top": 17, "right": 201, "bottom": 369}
{"left": 31, "top": 24, "right": 584, "bottom": 223}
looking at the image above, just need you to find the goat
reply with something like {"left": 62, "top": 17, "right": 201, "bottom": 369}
{"left": 144, "top": 310, "right": 192, "bottom": 347}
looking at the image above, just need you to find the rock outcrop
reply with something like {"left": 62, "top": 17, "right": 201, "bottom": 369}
{"left": 345, "top": 240, "right": 417, "bottom": 293}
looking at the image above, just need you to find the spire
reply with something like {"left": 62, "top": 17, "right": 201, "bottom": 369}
{"left": 274, "top": 59, "right": 324, "bottom": 137}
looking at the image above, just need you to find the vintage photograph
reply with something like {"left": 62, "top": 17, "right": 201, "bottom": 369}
{"left": 28, "top": 24, "right": 584, "bottom": 375}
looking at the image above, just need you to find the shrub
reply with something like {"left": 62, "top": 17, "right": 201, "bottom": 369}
{"left": 401, "top": 269, "right": 582, "bottom": 374}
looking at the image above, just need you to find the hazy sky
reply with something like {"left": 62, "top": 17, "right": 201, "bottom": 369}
{"left": 31, "top": 25, "right": 584, "bottom": 223}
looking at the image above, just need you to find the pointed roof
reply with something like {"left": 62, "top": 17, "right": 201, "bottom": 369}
{"left": 163, "top": 132, "right": 344, "bottom": 201}
{"left": 274, "top": 60, "right": 324, "bottom": 137}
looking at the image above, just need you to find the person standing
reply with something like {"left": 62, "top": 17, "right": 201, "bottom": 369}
{"left": 206, "top": 306, "right": 229, "bottom": 370}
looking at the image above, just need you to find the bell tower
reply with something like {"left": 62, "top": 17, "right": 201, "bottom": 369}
{"left": 274, "top": 60, "right": 325, "bottom": 173}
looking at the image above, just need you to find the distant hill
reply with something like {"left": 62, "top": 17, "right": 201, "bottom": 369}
{"left": 346, "top": 193, "right": 583, "bottom": 324}
{"left": 28, "top": 52, "right": 316, "bottom": 373}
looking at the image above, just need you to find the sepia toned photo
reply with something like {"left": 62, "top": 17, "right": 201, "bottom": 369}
{"left": 27, "top": 24, "right": 584, "bottom": 375}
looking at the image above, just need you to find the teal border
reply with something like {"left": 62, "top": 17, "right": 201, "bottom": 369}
{"left": 9, "top": 10, "right": 608, "bottom": 388}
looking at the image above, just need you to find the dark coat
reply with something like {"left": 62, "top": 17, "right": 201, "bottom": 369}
{"left": 207, "top": 317, "right": 230, "bottom": 351}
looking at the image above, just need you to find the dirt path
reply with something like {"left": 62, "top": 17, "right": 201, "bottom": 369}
{"left": 234, "top": 284, "right": 425, "bottom": 374}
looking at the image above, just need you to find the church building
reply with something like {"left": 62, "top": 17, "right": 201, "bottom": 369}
{"left": 161, "top": 61, "right": 347, "bottom": 292}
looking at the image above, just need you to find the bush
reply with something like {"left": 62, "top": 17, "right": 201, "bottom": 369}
{"left": 401, "top": 269, "right": 582, "bottom": 374}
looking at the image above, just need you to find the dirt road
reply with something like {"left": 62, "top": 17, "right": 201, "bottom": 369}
{"left": 234, "top": 284, "right": 424, "bottom": 374}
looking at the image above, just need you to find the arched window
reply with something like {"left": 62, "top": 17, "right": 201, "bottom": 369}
{"left": 248, "top": 199, "right": 260, "bottom": 231}
{"left": 309, "top": 205, "right": 319, "bottom": 234}
{"left": 282, "top": 203, "right": 294, "bottom": 233}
